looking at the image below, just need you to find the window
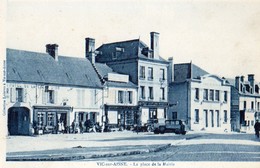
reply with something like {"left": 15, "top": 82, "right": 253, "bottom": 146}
{"left": 118, "top": 91, "right": 124, "bottom": 104}
{"left": 112, "top": 52, "right": 117, "bottom": 60}
{"left": 210, "top": 110, "right": 214, "bottom": 127}
{"left": 47, "top": 112, "right": 55, "bottom": 127}
{"left": 148, "top": 67, "right": 153, "bottom": 80}
{"left": 258, "top": 102, "right": 260, "bottom": 111}
{"left": 149, "top": 87, "right": 154, "bottom": 100}
{"left": 160, "top": 69, "right": 165, "bottom": 81}
{"left": 139, "top": 66, "right": 145, "bottom": 79}
{"left": 172, "top": 112, "right": 177, "bottom": 120}
{"left": 195, "top": 109, "right": 199, "bottom": 123}
{"left": 37, "top": 112, "right": 45, "bottom": 128}
{"left": 16, "top": 88, "right": 23, "bottom": 102}
{"left": 203, "top": 89, "right": 208, "bottom": 100}
{"left": 251, "top": 101, "right": 254, "bottom": 110}
{"left": 209, "top": 89, "right": 214, "bottom": 101}
{"left": 161, "top": 87, "right": 165, "bottom": 100}
{"left": 215, "top": 90, "right": 220, "bottom": 101}
{"left": 204, "top": 110, "right": 208, "bottom": 127}
{"left": 140, "top": 86, "right": 145, "bottom": 99}
{"left": 224, "top": 91, "right": 228, "bottom": 102}
{"left": 149, "top": 109, "right": 157, "bottom": 119}
{"left": 216, "top": 110, "right": 220, "bottom": 127}
{"left": 224, "top": 110, "right": 228, "bottom": 123}
{"left": 244, "top": 101, "right": 247, "bottom": 109}
{"left": 47, "top": 90, "right": 55, "bottom": 104}
{"left": 127, "top": 91, "right": 133, "bottom": 104}
{"left": 195, "top": 88, "right": 199, "bottom": 100}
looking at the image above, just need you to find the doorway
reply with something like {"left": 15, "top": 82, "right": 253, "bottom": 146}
{"left": 8, "top": 107, "right": 30, "bottom": 135}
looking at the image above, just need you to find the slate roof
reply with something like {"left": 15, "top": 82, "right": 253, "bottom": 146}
{"left": 94, "top": 63, "right": 137, "bottom": 88}
{"left": 96, "top": 39, "right": 168, "bottom": 64}
{"left": 6, "top": 49, "right": 102, "bottom": 88}
{"left": 174, "top": 63, "right": 209, "bottom": 82}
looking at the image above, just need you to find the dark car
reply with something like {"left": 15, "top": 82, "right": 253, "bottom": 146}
{"left": 153, "top": 119, "right": 187, "bottom": 135}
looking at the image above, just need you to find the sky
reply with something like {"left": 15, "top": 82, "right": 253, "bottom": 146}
{"left": 6, "top": 0, "right": 260, "bottom": 81}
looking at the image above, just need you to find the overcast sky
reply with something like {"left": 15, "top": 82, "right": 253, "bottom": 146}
{"left": 6, "top": 0, "right": 260, "bottom": 81}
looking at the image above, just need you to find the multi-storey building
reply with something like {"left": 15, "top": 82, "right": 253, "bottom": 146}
{"left": 95, "top": 32, "right": 169, "bottom": 128}
{"left": 168, "top": 63, "right": 231, "bottom": 132}
{"left": 228, "top": 74, "right": 260, "bottom": 132}
{"left": 85, "top": 38, "right": 138, "bottom": 130}
{"left": 6, "top": 41, "right": 138, "bottom": 135}
{"left": 6, "top": 45, "right": 104, "bottom": 135}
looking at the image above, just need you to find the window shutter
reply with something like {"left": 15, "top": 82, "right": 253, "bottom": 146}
{"left": 54, "top": 90, "right": 58, "bottom": 104}
{"left": 10, "top": 88, "right": 16, "bottom": 102}
{"left": 115, "top": 90, "right": 118, "bottom": 104}
{"left": 23, "top": 88, "right": 27, "bottom": 103}
{"left": 42, "top": 90, "right": 46, "bottom": 104}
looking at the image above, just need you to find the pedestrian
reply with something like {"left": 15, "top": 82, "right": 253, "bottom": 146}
{"left": 79, "top": 121, "right": 83, "bottom": 134}
{"left": 58, "top": 121, "right": 62, "bottom": 134}
{"left": 254, "top": 119, "right": 260, "bottom": 139}
{"left": 71, "top": 120, "right": 75, "bottom": 134}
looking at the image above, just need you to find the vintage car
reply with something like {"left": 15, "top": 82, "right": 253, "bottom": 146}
{"left": 153, "top": 118, "right": 187, "bottom": 135}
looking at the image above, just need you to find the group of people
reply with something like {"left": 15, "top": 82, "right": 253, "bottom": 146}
{"left": 71, "top": 120, "right": 102, "bottom": 133}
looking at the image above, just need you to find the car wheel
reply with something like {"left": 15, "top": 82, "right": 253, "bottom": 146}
{"left": 159, "top": 126, "right": 165, "bottom": 134}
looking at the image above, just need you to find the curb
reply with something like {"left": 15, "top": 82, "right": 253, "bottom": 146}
{"left": 6, "top": 144, "right": 172, "bottom": 161}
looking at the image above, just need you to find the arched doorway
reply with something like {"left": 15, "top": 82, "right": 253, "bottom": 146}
{"left": 8, "top": 107, "right": 30, "bottom": 135}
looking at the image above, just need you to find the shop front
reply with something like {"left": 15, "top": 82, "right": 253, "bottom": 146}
{"left": 138, "top": 101, "right": 168, "bottom": 130}
{"left": 74, "top": 111, "right": 99, "bottom": 133}
{"left": 33, "top": 105, "right": 72, "bottom": 134}
{"left": 104, "top": 105, "right": 139, "bottom": 130}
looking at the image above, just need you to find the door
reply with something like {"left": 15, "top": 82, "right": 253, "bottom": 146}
{"left": 8, "top": 107, "right": 30, "bottom": 135}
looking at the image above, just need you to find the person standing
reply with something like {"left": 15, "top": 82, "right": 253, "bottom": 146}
{"left": 254, "top": 119, "right": 260, "bottom": 139}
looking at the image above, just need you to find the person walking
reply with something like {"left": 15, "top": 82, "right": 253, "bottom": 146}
{"left": 254, "top": 119, "right": 260, "bottom": 139}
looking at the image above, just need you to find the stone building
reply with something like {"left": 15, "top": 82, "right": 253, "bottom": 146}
{"left": 95, "top": 32, "right": 169, "bottom": 128}
{"left": 168, "top": 63, "right": 231, "bottom": 132}
{"left": 85, "top": 38, "right": 138, "bottom": 130}
{"left": 6, "top": 45, "right": 105, "bottom": 135}
{"left": 228, "top": 74, "right": 260, "bottom": 132}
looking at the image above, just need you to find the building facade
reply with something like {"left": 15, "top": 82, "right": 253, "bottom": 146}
{"left": 229, "top": 75, "right": 260, "bottom": 132}
{"left": 169, "top": 63, "right": 231, "bottom": 132}
{"left": 95, "top": 32, "right": 169, "bottom": 129}
{"left": 6, "top": 46, "right": 105, "bottom": 135}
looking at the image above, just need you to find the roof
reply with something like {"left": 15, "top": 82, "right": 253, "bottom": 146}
{"left": 174, "top": 63, "right": 209, "bottom": 82}
{"left": 96, "top": 39, "right": 168, "bottom": 64}
{"left": 94, "top": 62, "right": 137, "bottom": 88}
{"left": 6, "top": 48, "right": 102, "bottom": 88}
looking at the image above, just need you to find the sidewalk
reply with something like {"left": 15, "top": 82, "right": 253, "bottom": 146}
{"left": 6, "top": 131, "right": 187, "bottom": 161}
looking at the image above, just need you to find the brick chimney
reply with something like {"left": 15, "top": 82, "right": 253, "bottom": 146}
{"left": 150, "top": 32, "right": 159, "bottom": 60}
{"left": 248, "top": 74, "right": 255, "bottom": 94}
{"left": 168, "top": 57, "right": 174, "bottom": 83}
{"left": 85, "top": 38, "right": 96, "bottom": 64}
{"left": 46, "top": 44, "right": 58, "bottom": 61}
{"left": 235, "top": 76, "right": 240, "bottom": 91}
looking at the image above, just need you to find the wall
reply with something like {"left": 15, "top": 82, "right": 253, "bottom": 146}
{"left": 190, "top": 76, "right": 231, "bottom": 132}
{"left": 138, "top": 60, "right": 168, "bottom": 102}
{"left": 168, "top": 82, "right": 188, "bottom": 122}
{"left": 107, "top": 60, "right": 138, "bottom": 84}
{"left": 6, "top": 82, "right": 103, "bottom": 127}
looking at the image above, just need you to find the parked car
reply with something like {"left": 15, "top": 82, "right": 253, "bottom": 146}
{"left": 153, "top": 118, "right": 187, "bottom": 135}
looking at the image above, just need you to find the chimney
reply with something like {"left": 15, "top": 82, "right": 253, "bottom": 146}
{"left": 150, "top": 32, "right": 159, "bottom": 59}
{"left": 46, "top": 44, "right": 58, "bottom": 61}
{"left": 235, "top": 76, "right": 240, "bottom": 91}
{"left": 85, "top": 38, "right": 96, "bottom": 64}
{"left": 248, "top": 74, "right": 255, "bottom": 94}
{"left": 168, "top": 57, "right": 174, "bottom": 83}
{"left": 241, "top": 76, "right": 244, "bottom": 82}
